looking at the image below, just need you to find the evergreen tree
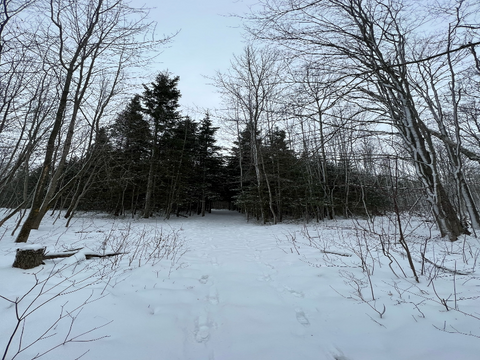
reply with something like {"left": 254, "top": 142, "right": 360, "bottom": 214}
{"left": 262, "top": 129, "right": 298, "bottom": 221}
{"left": 77, "top": 97, "right": 150, "bottom": 215}
{"left": 108, "top": 95, "right": 152, "bottom": 215}
{"left": 195, "top": 113, "right": 224, "bottom": 216}
{"left": 160, "top": 116, "right": 198, "bottom": 218}
{"left": 141, "top": 72, "right": 182, "bottom": 218}
{"left": 228, "top": 124, "right": 262, "bottom": 220}
{"left": 111, "top": 95, "right": 151, "bottom": 161}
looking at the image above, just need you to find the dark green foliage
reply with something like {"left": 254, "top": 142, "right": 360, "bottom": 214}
{"left": 142, "top": 73, "right": 181, "bottom": 127}
{"left": 227, "top": 125, "right": 392, "bottom": 222}
{"left": 83, "top": 97, "right": 152, "bottom": 215}
{"left": 59, "top": 73, "right": 230, "bottom": 218}
{"left": 226, "top": 124, "right": 259, "bottom": 218}
{"left": 141, "top": 72, "right": 183, "bottom": 218}
{"left": 192, "top": 113, "right": 225, "bottom": 215}
{"left": 111, "top": 95, "right": 152, "bottom": 160}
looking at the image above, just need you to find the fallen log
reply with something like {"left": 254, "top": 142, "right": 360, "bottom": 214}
{"left": 42, "top": 250, "right": 83, "bottom": 260}
{"left": 13, "top": 246, "right": 124, "bottom": 269}
{"left": 421, "top": 254, "right": 471, "bottom": 276}
{"left": 84, "top": 252, "right": 123, "bottom": 259}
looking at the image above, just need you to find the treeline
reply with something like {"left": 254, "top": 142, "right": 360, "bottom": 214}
{"left": 74, "top": 75, "right": 227, "bottom": 219}
{"left": 227, "top": 124, "right": 409, "bottom": 223}
{"left": 1, "top": 71, "right": 399, "bottom": 223}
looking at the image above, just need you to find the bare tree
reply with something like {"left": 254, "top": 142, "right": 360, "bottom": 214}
{"left": 14, "top": 0, "right": 172, "bottom": 243}
{"left": 247, "top": 0, "right": 479, "bottom": 240}
{"left": 286, "top": 62, "right": 350, "bottom": 219}
{"left": 0, "top": 1, "right": 56, "bottom": 221}
{"left": 0, "top": 0, "right": 35, "bottom": 59}
{"left": 215, "top": 46, "right": 286, "bottom": 223}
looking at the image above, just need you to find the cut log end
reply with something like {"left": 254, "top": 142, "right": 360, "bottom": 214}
{"left": 12, "top": 247, "right": 46, "bottom": 269}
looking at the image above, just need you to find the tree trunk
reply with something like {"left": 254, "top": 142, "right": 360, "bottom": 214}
{"left": 143, "top": 159, "right": 155, "bottom": 218}
{"left": 144, "top": 125, "right": 158, "bottom": 218}
{"left": 15, "top": 1, "right": 104, "bottom": 243}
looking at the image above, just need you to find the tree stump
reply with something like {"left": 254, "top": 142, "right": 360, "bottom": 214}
{"left": 12, "top": 247, "right": 46, "bottom": 269}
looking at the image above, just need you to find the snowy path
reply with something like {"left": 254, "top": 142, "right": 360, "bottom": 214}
{"left": 91, "top": 210, "right": 349, "bottom": 360}
{"left": 178, "top": 211, "right": 317, "bottom": 357}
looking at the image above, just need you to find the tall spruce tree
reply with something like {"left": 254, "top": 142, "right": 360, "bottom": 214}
{"left": 228, "top": 124, "right": 262, "bottom": 220}
{"left": 111, "top": 95, "right": 151, "bottom": 161}
{"left": 262, "top": 129, "right": 298, "bottom": 222}
{"left": 161, "top": 116, "right": 197, "bottom": 218}
{"left": 196, "top": 113, "right": 224, "bottom": 216}
{"left": 109, "top": 95, "right": 152, "bottom": 215}
{"left": 142, "top": 72, "right": 181, "bottom": 218}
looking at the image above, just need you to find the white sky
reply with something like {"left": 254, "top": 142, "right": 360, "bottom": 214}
{"left": 142, "top": 0, "right": 259, "bottom": 115}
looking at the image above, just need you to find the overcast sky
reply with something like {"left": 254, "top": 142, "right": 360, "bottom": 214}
{"left": 142, "top": 0, "right": 259, "bottom": 115}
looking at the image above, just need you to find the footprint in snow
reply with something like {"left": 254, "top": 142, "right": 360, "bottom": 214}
{"left": 199, "top": 275, "right": 209, "bottom": 284}
{"left": 211, "top": 256, "right": 219, "bottom": 267}
{"left": 207, "top": 286, "right": 219, "bottom": 305}
{"left": 331, "top": 349, "right": 350, "bottom": 360}
{"left": 194, "top": 313, "right": 211, "bottom": 343}
{"left": 147, "top": 305, "right": 161, "bottom": 315}
{"left": 295, "top": 308, "right": 310, "bottom": 327}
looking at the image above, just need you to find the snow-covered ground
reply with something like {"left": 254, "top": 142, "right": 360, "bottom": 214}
{"left": 1, "top": 210, "right": 479, "bottom": 360}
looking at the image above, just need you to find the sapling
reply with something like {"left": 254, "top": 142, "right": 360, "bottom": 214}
{"left": 337, "top": 270, "right": 386, "bottom": 319}
{"left": 1, "top": 263, "right": 112, "bottom": 360}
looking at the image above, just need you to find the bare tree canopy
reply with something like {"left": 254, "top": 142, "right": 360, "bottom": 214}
{"left": 240, "top": 0, "right": 480, "bottom": 239}
{"left": 0, "top": 0, "right": 173, "bottom": 243}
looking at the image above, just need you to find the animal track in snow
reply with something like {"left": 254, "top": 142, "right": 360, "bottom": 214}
{"left": 263, "top": 262, "right": 277, "bottom": 272}
{"left": 147, "top": 305, "right": 161, "bottom": 315}
{"left": 285, "top": 286, "right": 304, "bottom": 298}
{"left": 257, "top": 273, "right": 272, "bottom": 282}
{"left": 199, "top": 275, "right": 209, "bottom": 284}
{"left": 295, "top": 308, "right": 310, "bottom": 327}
